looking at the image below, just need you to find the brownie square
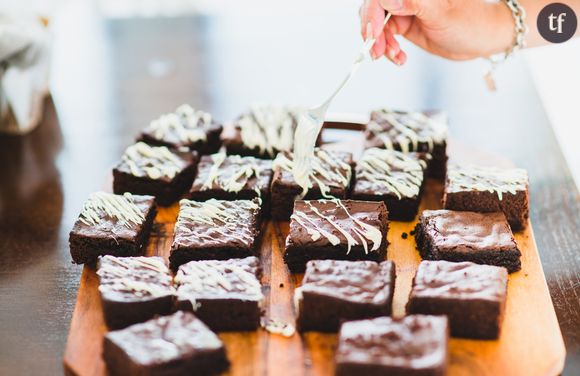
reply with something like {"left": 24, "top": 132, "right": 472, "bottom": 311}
{"left": 222, "top": 104, "right": 301, "bottom": 159}
{"left": 284, "top": 199, "right": 388, "bottom": 272}
{"left": 103, "top": 311, "right": 229, "bottom": 376}
{"left": 113, "top": 142, "right": 199, "bottom": 206}
{"left": 189, "top": 153, "right": 273, "bottom": 213}
{"left": 443, "top": 164, "right": 530, "bottom": 230}
{"left": 364, "top": 109, "right": 448, "bottom": 179}
{"left": 169, "top": 199, "right": 261, "bottom": 269}
{"left": 335, "top": 315, "right": 449, "bottom": 376}
{"left": 295, "top": 260, "right": 395, "bottom": 332}
{"left": 415, "top": 209, "right": 521, "bottom": 272}
{"left": 271, "top": 148, "right": 353, "bottom": 220}
{"left": 174, "top": 257, "right": 263, "bottom": 331}
{"left": 407, "top": 260, "right": 508, "bottom": 339}
{"left": 138, "top": 104, "right": 222, "bottom": 155}
{"left": 69, "top": 192, "right": 157, "bottom": 264}
{"left": 97, "top": 255, "right": 174, "bottom": 329}
{"left": 352, "top": 148, "right": 427, "bottom": 221}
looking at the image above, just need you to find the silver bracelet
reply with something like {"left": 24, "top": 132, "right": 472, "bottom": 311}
{"left": 484, "top": 0, "right": 529, "bottom": 91}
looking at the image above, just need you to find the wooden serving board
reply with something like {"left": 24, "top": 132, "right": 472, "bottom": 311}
{"left": 64, "top": 132, "right": 566, "bottom": 376}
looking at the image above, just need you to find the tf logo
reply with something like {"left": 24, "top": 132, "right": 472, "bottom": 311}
{"left": 537, "top": 3, "right": 578, "bottom": 43}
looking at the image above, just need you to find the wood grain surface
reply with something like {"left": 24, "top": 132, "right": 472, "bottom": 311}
{"left": 63, "top": 138, "right": 566, "bottom": 376}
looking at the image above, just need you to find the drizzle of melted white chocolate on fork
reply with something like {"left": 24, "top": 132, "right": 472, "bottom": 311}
{"left": 358, "top": 148, "right": 426, "bottom": 199}
{"left": 122, "top": 142, "right": 186, "bottom": 180}
{"left": 273, "top": 149, "right": 351, "bottom": 198}
{"left": 291, "top": 199, "right": 383, "bottom": 255}
{"left": 79, "top": 192, "right": 145, "bottom": 228}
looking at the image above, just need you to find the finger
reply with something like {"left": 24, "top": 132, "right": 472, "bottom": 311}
{"left": 384, "top": 29, "right": 401, "bottom": 56}
{"left": 361, "top": 0, "right": 386, "bottom": 40}
{"left": 395, "top": 49, "right": 407, "bottom": 65}
{"left": 371, "top": 29, "right": 388, "bottom": 59}
{"left": 386, "top": 15, "right": 413, "bottom": 36}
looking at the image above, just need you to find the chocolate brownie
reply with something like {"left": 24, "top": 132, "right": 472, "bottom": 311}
{"left": 222, "top": 104, "right": 301, "bottom": 158}
{"left": 103, "top": 311, "right": 229, "bottom": 376}
{"left": 174, "top": 257, "right": 263, "bottom": 331}
{"left": 284, "top": 199, "right": 388, "bottom": 272}
{"left": 407, "top": 260, "right": 508, "bottom": 339}
{"left": 169, "top": 199, "right": 261, "bottom": 269}
{"left": 271, "top": 149, "right": 353, "bottom": 220}
{"left": 97, "top": 255, "right": 174, "bottom": 329}
{"left": 335, "top": 315, "right": 449, "bottom": 376}
{"left": 69, "top": 192, "right": 157, "bottom": 264}
{"left": 295, "top": 260, "right": 395, "bottom": 332}
{"left": 364, "top": 108, "right": 448, "bottom": 179}
{"left": 113, "top": 142, "right": 199, "bottom": 206}
{"left": 415, "top": 209, "right": 521, "bottom": 272}
{"left": 443, "top": 164, "right": 530, "bottom": 230}
{"left": 189, "top": 153, "right": 273, "bottom": 213}
{"left": 352, "top": 148, "right": 427, "bottom": 221}
{"left": 138, "top": 104, "right": 222, "bottom": 154}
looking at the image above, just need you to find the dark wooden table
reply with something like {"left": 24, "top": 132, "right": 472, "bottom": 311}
{"left": 0, "top": 4, "right": 578, "bottom": 375}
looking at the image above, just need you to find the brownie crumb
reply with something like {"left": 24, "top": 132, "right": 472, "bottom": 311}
{"left": 410, "top": 229, "right": 416, "bottom": 236}
{"left": 401, "top": 232, "right": 408, "bottom": 239}
{"left": 279, "top": 283, "right": 284, "bottom": 288}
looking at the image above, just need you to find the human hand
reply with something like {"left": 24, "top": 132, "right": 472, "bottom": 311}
{"left": 360, "top": 0, "right": 515, "bottom": 64}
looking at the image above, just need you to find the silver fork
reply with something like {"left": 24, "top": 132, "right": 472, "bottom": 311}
{"left": 292, "top": 14, "right": 391, "bottom": 192}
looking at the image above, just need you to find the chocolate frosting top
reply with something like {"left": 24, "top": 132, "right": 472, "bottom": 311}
{"left": 143, "top": 104, "right": 219, "bottom": 146}
{"left": 174, "top": 256, "right": 263, "bottom": 303}
{"left": 172, "top": 199, "right": 259, "bottom": 249}
{"left": 365, "top": 109, "right": 447, "bottom": 152}
{"left": 233, "top": 104, "right": 301, "bottom": 157}
{"left": 420, "top": 209, "right": 518, "bottom": 253}
{"left": 354, "top": 148, "right": 426, "bottom": 199}
{"left": 446, "top": 164, "right": 528, "bottom": 200}
{"left": 191, "top": 153, "right": 272, "bottom": 195}
{"left": 273, "top": 149, "right": 352, "bottom": 196}
{"left": 411, "top": 260, "right": 508, "bottom": 301}
{"left": 71, "top": 192, "right": 155, "bottom": 239}
{"left": 336, "top": 315, "right": 448, "bottom": 369}
{"left": 105, "top": 311, "right": 223, "bottom": 366}
{"left": 287, "top": 199, "right": 387, "bottom": 254}
{"left": 115, "top": 142, "right": 193, "bottom": 181}
{"left": 97, "top": 255, "right": 174, "bottom": 302}
{"left": 299, "top": 260, "right": 394, "bottom": 304}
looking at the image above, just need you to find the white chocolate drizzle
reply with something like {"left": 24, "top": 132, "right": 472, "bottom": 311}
{"left": 237, "top": 104, "right": 301, "bottom": 157}
{"left": 201, "top": 153, "right": 269, "bottom": 196}
{"left": 79, "top": 191, "right": 145, "bottom": 228}
{"left": 146, "top": 104, "right": 211, "bottom": 143}
{"left": 261, "top": 319, "right": 296, "bottom": 337}
{"left": 122, "top": 142, "right": 186, "bottom": 180}
{"left": 273, "top": 149, "right": 351, "bottom": 198}
{"left": 174, "top": 258, "right": 263, "bottom": 309}
{"left": 448, "top": 164, "right": 528, "bottom": 200}
{"left": 97, "top": 255, "right": 174, "bottom": 298}
{"left": 357, "top": 148, "right": 426, "bottom": 199}
{"left": 367, "top": 109, "right": 447, "bottom": 153}
{"left": 174, "top": 199, "right": 259, "bottom": 243}
{"left": 290, "top": 199, "right": 383, "bottom": 254}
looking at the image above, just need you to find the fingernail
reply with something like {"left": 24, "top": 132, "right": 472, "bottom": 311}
{"left": 365, "top": 22, "right": 373, "bottom": 40}
{"left": 388, "top": 49, "right": 396, "bottom": 60}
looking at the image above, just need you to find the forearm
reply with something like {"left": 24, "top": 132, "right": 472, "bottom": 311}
{"left": 490, "top": 0, "right": 580, "bottom": 54}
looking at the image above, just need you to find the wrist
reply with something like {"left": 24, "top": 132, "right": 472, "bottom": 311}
{"left": 483, "top": 1, "right": 519, "bottom": 57}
